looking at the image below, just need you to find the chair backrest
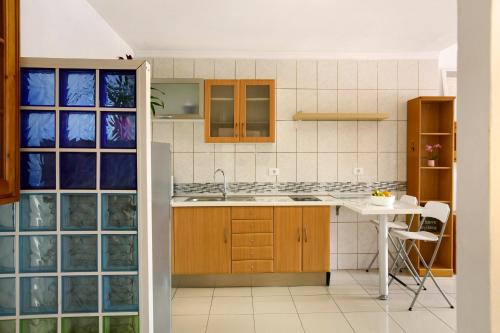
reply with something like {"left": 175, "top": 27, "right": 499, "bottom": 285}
{"left": 421, "top": 201, "right": 450, "bottom": 223}
{"left": 399, "top": 195, "right": 418, "bottom": 206}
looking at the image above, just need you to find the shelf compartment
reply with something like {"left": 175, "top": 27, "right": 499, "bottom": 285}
{"left": 420, "top": 99, "right": 455, "bottom": 134}
{"left": 0, "top": 236, "right": 14, "bottom": 273}
{"left": 102, "top": 235, "right": 138, "bottom": 271}
{"left": 61, "top": 193, "right": 97, "bottom": 231}
{"left": 20, "top": 318, "right": 57, "bottom": 333}
{"left": 62, "top": 235, "right": 97, "bottom": 272}
{"left": 103, "top": 315, "right": 139, "bottom": 333}
{"left": 420, "top": 134, "right": 453, "bottom": 168}
{"left": 20, "top": 277, "right": 58, "bottom": 315}
{"left": 419, "top": 168, "right": 452, "bottom": 204}
{"left": 62, "top": 276, "right": 98, "bottom": 313}
{"left": 0, "top": 278, "right": 16, "bottom": 316}
{"left": 19, "top": 235, "right": 57, "bottom": 273}
{"left": 62, "top": 317, "right": 99, "bottom": 333}
{"left": 102, "top": 194, "right": 137, "bottom": 230}
{"left": 20, "top": 193, "right": 57, "bottom": 231}
{"left": 0, "top": 204, "right": 15, "bottom": 232}
{"left": 102, "top": 275, "right": 139, "bottom": 312}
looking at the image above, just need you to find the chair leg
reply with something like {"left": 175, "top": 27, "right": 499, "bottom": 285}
{"left": 366, "top": 251, "right": 378, "bottom": 272}
{"left": 389, "top": 235, "right": 421, "bottom": 285}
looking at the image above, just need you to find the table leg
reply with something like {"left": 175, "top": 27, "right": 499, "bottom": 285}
{"left": 378, "top": 214, "right": 389, "bottom": 300}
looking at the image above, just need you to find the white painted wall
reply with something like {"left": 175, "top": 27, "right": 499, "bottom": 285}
{"left": 439, "top": 44, "right": 458, "bottom": 69}
{"left": 20, "top": 0, "right": 132, "bottom": 58}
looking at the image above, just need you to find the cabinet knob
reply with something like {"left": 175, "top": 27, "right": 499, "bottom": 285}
{"left": 303, "top": 227, "right": 308, "bottom": 242}
{"left": 297, "top": 228, "right": 301, "bottom": 242}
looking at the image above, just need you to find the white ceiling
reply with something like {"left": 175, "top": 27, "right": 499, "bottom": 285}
{"left": 87, "top": 0, "right": 457, "bottom": 58}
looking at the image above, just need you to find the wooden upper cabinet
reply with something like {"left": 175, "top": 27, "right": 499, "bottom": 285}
{"left": 0, "top": 0, "right": 20, "bottom": 205}
{"left": 205, "top": 79, "right": 275, "bottom": 143}
{"left": 302, "top": 207, "right": 330, "bottom": 272}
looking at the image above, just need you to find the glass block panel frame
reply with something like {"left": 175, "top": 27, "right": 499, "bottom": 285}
{"left": 11, "top": 59, "right": 147, "bottom": 332}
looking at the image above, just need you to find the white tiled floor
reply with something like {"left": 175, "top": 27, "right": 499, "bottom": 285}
{"left": 172, "top": 270, "right": 457, "bottom": 333}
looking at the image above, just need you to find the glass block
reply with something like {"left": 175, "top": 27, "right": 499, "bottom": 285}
{"left": 100, "top": 70, "right": 136, "bottom": 108}
{"left": 61, "top": 194, "right": 97, "bottom": 231}
{"left": 102, "top": 235, "right": 138, "bottom": 271}
{"left": 101, "top": 112, "right": 136, "bottom": 148}
{"left": 102, "top": 275, "right": 139, "bottom": 312}
{"left": 103, "top": 316, "right": 139, "bottom": 333}
{"left": 20, "top": 318, "right": 57, "bottom": 333}
{"left": 20, "top": 68, "right": 55, "bottom": 106}
{"left": 20, "top": 110, "right": 56, "bottom": 148}
{"left": 62, "top": 235, "right": 97, "bottom": 272}
{"left": 20, "top": 194, "right": 57, "bottom": 231}
{"left": 0, "top": 204, "right": 15, "bottom": 232}
{"left": 20, "top": 277, "right": 58, "bottom": 315}
{"left": 19, "top": 235, "right": 57, "bottom": 273}
{"left": 0, "top": 237, "right": 14, "bottom": 274}
{"left": 62, "top": 276, "right": 98, "bottom": 313}
{"left": 59, "top": 111, "right": 96, "bottom": 148}
{"left": 100, "top": 153, "right": 137, "bottom": 190}
{"left": 0, "top": 278, "right": 15, "bottom": 316}
{"left": 60, "top": 152, "right": 96, "bottom": 189}
{"left": 62, "top": 317, "right": 99, "bottom": 333}
{"left": 102, "top": 194, "right": 137, "bottom": 230}
{"left": 60, "top": 69, "right": 96, "bottom": 107}
{"left": 0, "top": 320, "right": 15, "bottom": 333}
{"left": 20, "top": 153, "right": 56, "bottom": 190}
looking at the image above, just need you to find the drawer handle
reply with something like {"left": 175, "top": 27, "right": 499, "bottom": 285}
{"left": 304, "top": 227, "right": 308, "bottom": 242}
{"left": 297, "top": 227, "right": 301, "bottom": 242}
{"left": 224, "top": 228, "right": 229, "bottom": 243}
{"left": 234, "top": 123, "right": 238, "bottom": 137}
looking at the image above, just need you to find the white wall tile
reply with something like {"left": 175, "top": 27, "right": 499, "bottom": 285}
{"left": 330, "top": 255, "right": 338, "bottom": 270}
{"left": 214, "top": 59, "right": 236, "bottom": 79}
{"left": 418, "top": 89, "right": 440, "bottom": 96}
{"left": 338, "top": 223, "right": 358, "bottom": 253}
{"left": 152, "top": 121, "right": 173, "bottom": 146}
{"left": 397, "top": 90, "right": 418, "bottom": 120}
{"left": 194, "top": 59, "right": 214, "bottom": 79}
{"left": 297, "top": 153, "right": 317, "bottom": 182}
{"left": 318, "top": 60, "right": 338, "bottom": 89}
{"left": 318, "top": 122, "right": 338, "bottom": 152}
{"left": 194, "top": 122, "right": 214, "bottom": 152}
{"left": 358, "top": 90, "right": 377, "bottom": 113}
{"left": 153, "top": 58, "right": 173, "bottom": 78}
{"left": 357, "top": 222, "right": 378, "bottom": 253}
{"left": 256, "top": 59, "right": 277, "bottom": 79}
{"left": 358, "top": 254, "right": 377, "bottom": 269}
{"left": 277, "top": 89, "right": 297, "bottom": 120}
{"left": 329, "top": 208, "right": 338, "bottom": 223}
{"left": 277, "top": 59, "right": 297, "bottom": 88}
{"left": 397, "top": 121, "right": 407, "bottom": 152}
{"left": 397, "top": 153, "right": 406, "bottom": 181}
{"left": 338, "top": 153, "right": 357, "bottom": 182}
{"left": 357, "top": 60, "right": 378, "bottom": 89}
{"left": 297, "top": 60, "right": 317, "bottom": 89}
{"left": 338, "top": 90, "right": 357, "bottom": 113}
{"left": 378, "top": 60, "right": 398, "bottom": 89}
{"left": 297, "top": 122, "right": 317, "bottom": 152}
{"left": 277, "top": 153, "right": 296, "bottom": 182}
{"left": 215, "top": 143, "right": 235, "bottom": 152}
{"left": 236, "top": 59, "right": 256, "bottom": 79}
{"left": 297, "top": 89, "right": 317, "bottom": 113}
{"left": 330, "top": 223, "right": 338, "bottom": 254}
{"left": 338, "top": 60, "right": 358, "bottom": 89}
{"left": 235, "top": 153, "right": 256, "bottom": 182}
{"left": 378, "top": 153, "right": 398, "bottom": 181}
{"left": 357, "top": 153, "right": 378, "bottom": 182}
{"left": 276, "top": 121, "right": 296, "bottom": 152}
{"left": 397, "top": 60, "right": 419, "bottom": 89}
{"left": 338, "top": 207, "right": 358, "bottom": 222}
{"left": 255, "top": 143, "right": 276, "bottom": 153}
{"left": 338, "top": 122, "right": 357, "bottom": 152}
{"left": 173, "top": 58, "right": 194, "bottom": 78}
{"left": 378, "top": 90, "right": 398, "bottom": 120}
{"left": 256, "top": 153, "right": 277, "bottom": 182}
{"left": 194, "top": 152, "right": 214, "bottom": 182}
{"left": 174, "top": 122, "right": 194, "bottom": 152}
{"left": 357, "top": 121, "right": 377, "bottom": 153}
{"left": 235, "top": 144, "right": 256, "bottom": 153}
{"left": 318, "top": 90, "right": 337, "bottom": 113}
{"left": 174, "top": 153, "right": 193, "bottom": 183}
{"left": 377, "top": 121, "right": 397, "bottom": 152}
{"left": 419, "top": 59, "right": 441, "bottom": 90}
{"left": 215, "top": 152, "right": 235, "bottom": 182}
{"left": 318, "top": 153, "right": 337, "bottom": 182}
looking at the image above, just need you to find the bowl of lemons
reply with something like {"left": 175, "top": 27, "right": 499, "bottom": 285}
{"left": 370, "top": 189, "right": 395, "bottom": 206}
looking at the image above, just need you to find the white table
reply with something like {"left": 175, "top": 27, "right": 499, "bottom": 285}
{"left": 342, "top": 198, "right": 423, "bottom": 300}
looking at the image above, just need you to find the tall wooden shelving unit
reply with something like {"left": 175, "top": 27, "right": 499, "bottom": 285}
{"left": 407, "top": 96, "right": 455, "bottom": 277}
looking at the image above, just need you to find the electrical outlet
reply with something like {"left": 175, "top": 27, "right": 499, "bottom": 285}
{"left": 353, "top": 167, "right": 364, "bottom": 176}
{"left": 269, "top": 168, "right": 280, "bottom": 176}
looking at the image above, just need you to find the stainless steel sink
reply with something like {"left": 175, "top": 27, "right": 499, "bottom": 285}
{"left": 185, "top": 196, "right": 255, "bottom": 202}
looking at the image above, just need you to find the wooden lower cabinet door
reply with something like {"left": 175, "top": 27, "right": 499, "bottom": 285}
{"left": 302, "top": 207, "right": 330, "bottom": 272}
{"left": 173, "top": 207, "right": 231, "bottom": 274}
{"left": 274, "top": 207, "right": 302, "bottom": 272}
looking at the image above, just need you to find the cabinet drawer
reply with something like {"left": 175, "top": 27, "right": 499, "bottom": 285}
{"left": 232, "top": 260, "right": 273, "bottom": 273}
{"left": 232, "top": 207, "right": 273, "bottom": 220}
{"left": 232, "top": 220, "right": 273, "bottom": 233}
{"left": 232, "top": 246, "right": 273, "bottom": 260}
{"left": 232, "top": 233, "right": 273, "bottom": 247}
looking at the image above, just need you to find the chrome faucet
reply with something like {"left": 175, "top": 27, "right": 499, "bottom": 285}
{"left": 214, "top": 168, "right": 228, "bottom": 199}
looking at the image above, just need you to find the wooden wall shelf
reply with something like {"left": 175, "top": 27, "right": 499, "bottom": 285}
{"left": 293, "top": 112, "right": 389, "bottom": 121}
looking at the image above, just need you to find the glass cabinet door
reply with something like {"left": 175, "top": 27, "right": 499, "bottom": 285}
{"left": 239, "top": 80, "right": 275, "bottom": 142}
{"left": 205, "top": 80, "right": 239, "bottom": 142}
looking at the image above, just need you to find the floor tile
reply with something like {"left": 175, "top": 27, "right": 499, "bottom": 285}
{"left": 293, "top": 295, "right": 341, "bottom": 313}
{"left": 376, "top": 293, "right": 424, "bottom": 312}
{"left": 389, "top": 309, "right": 455, "bottom": 333}
{"left": 415, "top": 292, "right": 456, "bottom": 309}
{"left": 289, "top": 286, "right": 329, "bottom": 295}
{"left": 172, "top": 297, "right": 212, "bottom": 315}
{"left": 213, "top": 287, "right": 252, "bottom": 296}
{"left": 175, "top": 287, "right": 214, "bottom": 297}
{"left": 254, "top": 314, "right": 304, "bottom": 333}
{"left": 172, "top": 315, "right": 208, "bottom": 333}
{"left": 210, "top": 296, "right": 253, "bottom": 314}
{"left": 206, "top": 314, "right": 254, "bottom": 333}
{"left": 253, "top": 295, "right": 297, "bottom": 314}
{"left": 328, "top": 284, "right": 368, "bottom": 295}
{"left": 299, "top": 313, "right": 353, "bottom": 333}
{"left": 333, "top": 294, "right": 384, "bottom": 313}
{"left": 344, "top": 311, "right": 404, "bottom": 333}
{"left": 252, "top": 286, "right": 291, "bottom": 296}
{"left": 429, "top": 308, "right": 457, "bottom": 330}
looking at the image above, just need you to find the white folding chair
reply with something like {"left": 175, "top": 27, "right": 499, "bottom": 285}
{"left": 389, "top": 201, "right": 454, "bottom": 311}
{"left": 366, "top": 195, "right": 422, "bottom": 284}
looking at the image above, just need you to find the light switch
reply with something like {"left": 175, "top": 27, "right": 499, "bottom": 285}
{"left": 353, "top": 167, "right": 364, "bottom": 175}
{"left": 269, "top": 168, "right": 280, "bottom": 176}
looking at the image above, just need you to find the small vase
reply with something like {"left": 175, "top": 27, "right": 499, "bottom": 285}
{"left": 427, "top": 159, "right": 436, "bottom": 167}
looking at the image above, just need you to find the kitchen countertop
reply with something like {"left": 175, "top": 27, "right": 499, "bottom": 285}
{"left": 171, "top": 194, "right": 344, "bottom": 207}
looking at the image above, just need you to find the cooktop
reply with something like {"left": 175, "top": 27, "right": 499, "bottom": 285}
{"left": 289, "top": 195, "right": 321, "bottom": 202}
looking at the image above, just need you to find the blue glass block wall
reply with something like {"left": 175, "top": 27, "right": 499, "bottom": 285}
{"left": 3, "top": 65, "right": 140, "bottom": 331}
